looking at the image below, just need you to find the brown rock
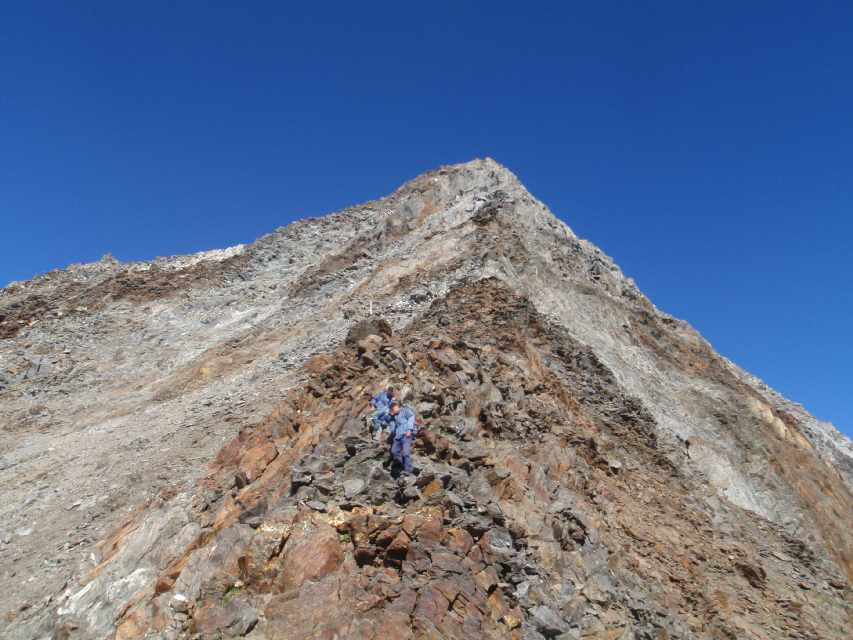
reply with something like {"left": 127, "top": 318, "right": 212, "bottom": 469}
{"left": 356, "top": 334, "right": 383, "bottom": 355}
{"left": 486, "top": 589, "right": 509, "bottom": 622}
{"left": 238, "top": 441, "right": 278, "bottom": 483}
{"left": 153, "top": 575, "right": 174, "bottom": 596}
{"left": 354, "top": 545, "right": 377, "bottom": 566}
{"left": 474, "top": 566, "right": 499, "bottom": 593}
{"left": 402, "top": 506, "right": 444, "bottom": 544}
{"left": 414, "top": 586, "right": 450, "bottom": 627}
{"left": 735, "top": 561, "right": 767, "bottom": 590}
{"left": 432, "top": 347, "right": 463, "bottom": 371}
{"left": 387, "top": 588, "right": 418, "bottom": 615}
{"left": 263, "top": 577, "right": 354, "bottom": 638}
{"left": 374, "top": 610, "right": 415, "bottom": 639}
{"left": 502, "top": 608, "right": 523, "bottom": 630}
{"left": 446, "top": 528, "right": 474, "bottom": 555}
{"left": 421, "top": 478, "right": 444, "bottom": 498}
{"left": 433, "top": 578, "right": 461, "bottom": 604}
{"left": 239, "top": 507, "right": 297, "bottom": 589}
{"left": 386, "top": 530, "right": 411, "bottom": 560}
{"left": 275, "top": 518, "right": 343, "bottom": 593}
{"left": 357, "top": 334, "right": 384, "bottom": 367}
{"left": 194, "top": 599, "right": 258, "bottom": 638}
{"left": 345, "top": 317, "right": 392, "bottom": 345}
{"left": 406, "top": 544, "right": 433, "bottom": 573}
{"left": 431, "top": 550, "right": 465, "bottom": 574}
{"left": 375, "top": 524, "right": 401, "bottom": 548}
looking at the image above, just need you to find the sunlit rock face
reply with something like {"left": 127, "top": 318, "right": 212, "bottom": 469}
{"left": 1, "top": 159, "right": 851, "bottom": 639}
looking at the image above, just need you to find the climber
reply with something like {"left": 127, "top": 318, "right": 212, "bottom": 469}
{"left": 388, "top": 400, "right": 418, "bottom": 476}
{"left": 368, "top": 387, "right": 395, "bottom": 442}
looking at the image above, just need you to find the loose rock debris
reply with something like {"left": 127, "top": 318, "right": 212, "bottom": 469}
{"left": 51, "top": 280, "right": 852, "bottom": 639}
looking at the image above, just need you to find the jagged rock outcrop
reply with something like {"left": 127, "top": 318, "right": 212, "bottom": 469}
{"left": 1, "top": 159, "right": 851, "bottom": 639}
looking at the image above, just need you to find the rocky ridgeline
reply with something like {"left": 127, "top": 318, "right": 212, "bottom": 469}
{"left": 1, "top": 159, "right": 851, "bottom": 639}
{"left": 46, "top": 281, "right": 852, "bottom": 639}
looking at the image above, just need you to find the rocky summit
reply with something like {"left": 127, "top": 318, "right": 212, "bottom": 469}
{"left": 1, "top": 159, "right": 851, "bottom": 640}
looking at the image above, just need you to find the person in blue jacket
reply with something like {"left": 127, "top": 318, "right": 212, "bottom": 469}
{"left": 388, "top": 400, "right": 418, "bottom": 475}
{"left": 369, "top": 387, "right": 395, "bottom": 441}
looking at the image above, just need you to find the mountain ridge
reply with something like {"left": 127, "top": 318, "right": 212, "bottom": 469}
{"left": 1, "top": 159, "right": 850, "bottom": 639}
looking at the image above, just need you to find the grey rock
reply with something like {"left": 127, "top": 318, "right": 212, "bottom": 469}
{"left": 290, "top": 468, "right": 313, "bottom": 490}
{"left": 225, "top": 602, "right": 259, "bottom": 637}
{"left": 170, "top": 593, "right": 190, "bottom": 613}
{"left": 530, "top": 605, "right": 570, "bottom": 637}
{"left": 445, "top": 491, "right": 466, "bottom": 509}
{"left": 345, "top": 317, "right": 392, "bottom": 346}
{"left": 409, "top": 287, "right": 431, "bottom": 303}
{"left": 481, "top": 527, "right": 515, "bottom": 558}
{"left": 343, "top": 478, "right": 365, "bottom": 499}
{"left": 417, "top": 401, "right": 437, "bottom": 417}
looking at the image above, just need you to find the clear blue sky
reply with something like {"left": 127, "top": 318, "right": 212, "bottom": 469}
{"left": 1, "top": 2, "right": 850, "bottom": 437}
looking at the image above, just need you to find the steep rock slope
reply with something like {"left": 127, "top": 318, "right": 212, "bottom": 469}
{"left": 0, "top": 159, "right": 850, "bottom": 639}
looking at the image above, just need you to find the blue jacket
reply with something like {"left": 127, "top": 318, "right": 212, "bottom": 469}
{"left": 391, "top": 406, "right": 417, "bottom": 439}
{"left": 371, "top": 391, "right": 393, "bottom": 413}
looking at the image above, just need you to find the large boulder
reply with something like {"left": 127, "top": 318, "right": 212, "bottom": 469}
{"left": 345, "top": 317, "right": 392, "bottom": 346}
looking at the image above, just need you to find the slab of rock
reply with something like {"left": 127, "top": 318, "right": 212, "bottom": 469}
{"left": 239, "top": 442, "right": 278, "bottom": 483}
{"left": 275, "top": 518, "right": 343, "bottom": 593}
{"left": 343, "top": 478, "right": 365, "bottom": 499}
{"left": 531, "top": 605, "right": 570, "bottom": 637}
{"left": 346, "top": 317, "right": 392, "bottom": 345}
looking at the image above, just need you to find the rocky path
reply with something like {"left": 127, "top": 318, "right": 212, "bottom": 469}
{"left": 40, "top": 279, "right": 850, "bottom": 640}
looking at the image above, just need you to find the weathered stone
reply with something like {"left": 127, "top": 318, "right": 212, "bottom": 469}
{"left": 290, "top": 468, "right": 313, "bottom": 490}
{"left": 169, "top": 593, "right": 190, "bottom": 613}
{"left": 421, "top": 478, "right": 444, "bottom": 499}
{"left": 374, "top": 524, "right": 401, "bottom": 548}
{"left": 480, "top": 527, "right": 515, "bottom": 558}
{"left": 386, "top": 530, "right": 410, "bottom": 560}
{"left": 239, "top": 442, "right": 278, "bottom": 482}
{"left": 446, "top": 527, "right": 474, "bottom": 555}
{"left": 343, "top": 478, "right": 366, "bottom": 499}
{"left": 474, "top": 566, "right": 499, "bottom": 593}
{"left": 305, "top": 500, "right": 326, "bottom": 512}
{"left": 345, "top": 317, "right": 392, "bottom": 346}
{"left": 275, "top": 518, "right": 343, "bottom": 593}
{"left": 402, "top": 506, "right": 444, "bottom": 543}
{"left": 240, "top": 507, "right": 297, "bottom": 589}
{"left": 486, "top": 588, "right": 510, "bottom": 621}
{"left": 417, "top": 402, "right": 438, "bottom": 418}
{"left": 736, "top": 561, "right": 767, "bottom": 590}
{"left": 353, "top": 545, "right": 377, "bottom": 566}
{"left": 531, "top": 605, "right": 570, "bottom": 637}
{"left": 356, "top": 334, "right": 383, "bottom": 355}
{"left": 431, "top": 550, "right": 465, "bottom": 574}
{"left": 194, "top": 599, "right": 258, "bottom": 638}
{"left": 414, "top": 585, "right": 450, "bottom": 628}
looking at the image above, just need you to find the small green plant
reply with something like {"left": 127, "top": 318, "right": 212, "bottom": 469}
{"left": 339, "top": 532, "right": 351, "bottom": 544}
{"left": 223, "top": 583, "right": 244, "bottom": 603}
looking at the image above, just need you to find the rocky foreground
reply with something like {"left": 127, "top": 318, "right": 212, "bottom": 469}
{"left": 1, "top": 159, "right": 851, "bottom": 639}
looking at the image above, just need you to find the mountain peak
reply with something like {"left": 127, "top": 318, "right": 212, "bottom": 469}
{"left": 1, "top": 162, "right": 851, "bottom": 639}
